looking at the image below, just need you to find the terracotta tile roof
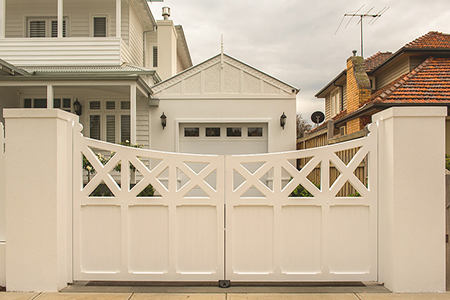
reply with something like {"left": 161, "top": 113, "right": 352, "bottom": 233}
{"left": 372, "top": 57, "right": 450, "bottom": 104}
{"left": 404, "top": 31, "right": 450, "bottom": 49}
{"left": 365, "top": 51, "right": 392, "bottom": 72}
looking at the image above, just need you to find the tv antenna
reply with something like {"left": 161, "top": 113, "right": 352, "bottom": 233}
{"left": 335, "top": 5, "right": 389, "bottom": 57}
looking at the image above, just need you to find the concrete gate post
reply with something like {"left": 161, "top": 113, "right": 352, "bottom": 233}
{"left": 373, "top": 106, "right": 447, "bottom": 292}
{"left": 4, "top": 109, "right": 77, "bottom": 292}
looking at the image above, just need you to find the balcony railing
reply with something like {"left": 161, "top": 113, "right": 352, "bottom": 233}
{"left": 0, "top": 37, "right": 125, "bottom": 67}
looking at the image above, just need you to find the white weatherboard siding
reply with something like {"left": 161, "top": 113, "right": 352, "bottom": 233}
{"left": 136, "top": 96, "right": 149, "bottom": 148}
{"left": 128, "top": 4, "right": 144, "bottom": 66}
{"left": 0, "top": 38, "right": 122, "bottom": 66}
{"left": 1, "top": 0, "right": 143, "bottom": 66}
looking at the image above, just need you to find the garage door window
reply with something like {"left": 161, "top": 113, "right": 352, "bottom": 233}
{"left": 185, "top": 127, "right": 199, "bottom": 137}
{"left": 248, "top": 127, "right": 263, "bottom": 137}
{"left": 227, "top": 127, "right": 241, "bottom": 137}
{"left": 206, "top": 127, "right": 220, "bottom": 137}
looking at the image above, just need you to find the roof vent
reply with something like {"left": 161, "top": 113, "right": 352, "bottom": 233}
{"left": 352, "top": 50, "right": 357, "bottom": 56}
{"left": 162, "top": 7, "right": 170, "bottom": 20}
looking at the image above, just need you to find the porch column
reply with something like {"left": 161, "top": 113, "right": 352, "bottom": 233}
{"left": 116, "top": 0, "right": 121, "bottom": 38}
{"left": 0, "top": 0, "right": 5, "bottom": 39}
{"left": 47, "top": 85, "right": 54, "bottom": 109}
{"left": 130, "top": 84, "right": 136, "bottom": 144}
{"left": 57, "top": 0, "right": 63, "bottom": 38}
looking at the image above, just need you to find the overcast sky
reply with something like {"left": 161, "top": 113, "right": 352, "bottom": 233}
{"left": 147, "top": 0, "right": 450, "bottom": 123}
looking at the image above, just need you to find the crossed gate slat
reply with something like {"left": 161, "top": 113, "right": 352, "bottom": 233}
{"left": 73, "top": 122, "right": 378, "bottom": 282}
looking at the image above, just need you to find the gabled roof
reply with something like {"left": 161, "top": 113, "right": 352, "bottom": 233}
{"left": 316, "top": 31, "right": 450, "bottom": 98}
{"left": 315, "top": 52, "right": 392, "bottom": 98}
{"left": 364, "top": 52, "right": 392, "bottom": 72}
{"left": 404, "top": 31, "right": 450, "bottom": 49}
{"left": 371, "top": 57, "right": 450, "bottom": 104}
{"left": 152, "top": 53, "right": 299, "bottom": 96}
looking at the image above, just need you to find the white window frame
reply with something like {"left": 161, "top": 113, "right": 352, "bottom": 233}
{"left": 27, "top": 16, "right": 68, "bottom": 38}
{"left": 87, "top": 99, "right": 130, "bottom": 143}
{"left": 21, "top": 95, "right": 73, "bottom": 112}
{"left": 90, "top": 14, "right": 109, "bottom": 37}
{"left": 330, "top": 89, "right": 340, "bottom": 117}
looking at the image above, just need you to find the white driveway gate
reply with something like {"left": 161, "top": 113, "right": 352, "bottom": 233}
{"left": 73, "top": 123, "right": 378, "bottom": 283}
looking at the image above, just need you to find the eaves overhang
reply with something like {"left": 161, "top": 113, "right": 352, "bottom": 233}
{"left": 315, "top": 69, "right": 346, "bottom": 98}
{"left": 0, "top": 59, "right": 29, "bottom": 76}
{"left": 175, "top": 25, "right": 193, "bottom": 69}
{"left": 0, "top": 74, "right": 154, "bottom": 96}
{"left": 368, "top": 48, "right": 450, "bottom": 75}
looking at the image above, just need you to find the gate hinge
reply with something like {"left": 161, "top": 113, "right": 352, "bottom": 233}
{"left": 219, "top": 280, "right": 230, "bottom": 288}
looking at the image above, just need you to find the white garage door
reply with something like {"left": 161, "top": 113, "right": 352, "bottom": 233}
{"left": 179, "top": 123, "right": 268, "bottom": 155}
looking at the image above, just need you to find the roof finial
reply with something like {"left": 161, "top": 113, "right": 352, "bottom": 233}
{"left": 221, "top": 34, "right": 224, "bottom": 68}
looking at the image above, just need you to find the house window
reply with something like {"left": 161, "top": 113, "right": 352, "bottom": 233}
{"left": 28, "top": 18, "right": 67, "bottom": 37}
{"left": 23, "top": 97, "right": 71, "bottom": 111}
{"left": 330, "top": 89, "right": 340, "bottom": 117}
{"left": 153, "top": 47, "right": 158, "bottom": 68}
{"left": 92, "top": 16, "right": 107, "bottom": 37}
{"left": 88, "top": 99, "right": 130, "bottom": 143}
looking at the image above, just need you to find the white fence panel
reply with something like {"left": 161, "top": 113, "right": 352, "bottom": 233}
{"left": 225, "top": 123, "right": 378, "bottom": 281}
{"left": 73, "top": 123, "right": 225, "bottom": 281}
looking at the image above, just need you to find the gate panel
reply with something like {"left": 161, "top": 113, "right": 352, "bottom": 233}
{"left": 225, "top": 123, "right": 378, "bottom": 281}
{"left": 73, "top": 124, "right": 225, "bottom": 281}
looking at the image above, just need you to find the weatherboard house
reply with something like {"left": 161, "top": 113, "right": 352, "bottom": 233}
{"left": 0, "top": 0, "right": 298, "bottom": 154}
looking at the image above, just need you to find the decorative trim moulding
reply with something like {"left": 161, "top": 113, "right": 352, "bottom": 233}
{"left": 152, "top": 54, "right": 299, "bottom": 95}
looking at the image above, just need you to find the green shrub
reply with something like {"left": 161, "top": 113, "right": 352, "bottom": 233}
{"left": 289, "top": 181, "right": 319, "bottom": 197}
{"left": 446, "top": 154, "right": 450, "bottom": 171}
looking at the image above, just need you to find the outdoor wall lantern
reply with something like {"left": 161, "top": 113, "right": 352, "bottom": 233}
{"left": 280, "top": 112, "right": 287, "bottom": 130}
{"left": 73, "top": 98, "right": 82, "bottom": 116}
{"left": 160, "top": 112, "right": 167, "bottom": 130}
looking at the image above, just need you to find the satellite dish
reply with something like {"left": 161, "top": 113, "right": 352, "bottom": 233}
{"left": 311, "top": 111, "right": 325, "bottom": 125}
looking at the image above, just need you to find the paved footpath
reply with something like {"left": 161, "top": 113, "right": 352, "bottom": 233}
{"left": 2, "top": 293, "right": 450, "bottom": 300}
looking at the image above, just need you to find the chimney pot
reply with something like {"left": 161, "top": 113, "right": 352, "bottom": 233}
{"left": 352, "top": 50, "right": 357, "bottom": 56}
{"left": 162, "top": 6, "right": 170, "bottom": 20}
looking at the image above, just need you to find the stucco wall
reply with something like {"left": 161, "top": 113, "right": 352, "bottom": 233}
{"left": 149, "top": 98, "right": 296, "bottom": 154}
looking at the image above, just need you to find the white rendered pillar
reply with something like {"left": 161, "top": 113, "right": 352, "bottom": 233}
{"left": 130, "top": 84, "right": 136, "bottom": 144}
{"left": 0, "top": 0, "right": 5, "bottom": 39}
{"left": 374, "top": 106, "right": 447, "bottom": 292}
{"left": 116, "top": 0, "right": 121, "bottom": 38}
{"left": 57, "top": 0, "right": 63, "bottom": 38}
{"left": 4, "top": 109, "right": 77, "bottom": 291}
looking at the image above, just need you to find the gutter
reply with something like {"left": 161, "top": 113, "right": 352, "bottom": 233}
{"left": 334, "top": 101, "right": 450, "bottom": 126}
{"left": 0, "top": 74, "right": 154, "bottom": 96}
{"left": 315, "top": 69, "right": 346, "bottom": 98}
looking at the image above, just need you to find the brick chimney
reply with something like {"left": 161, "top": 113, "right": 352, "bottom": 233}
{"left": 346, "top": 51, "right": 371, "bottom": 134}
